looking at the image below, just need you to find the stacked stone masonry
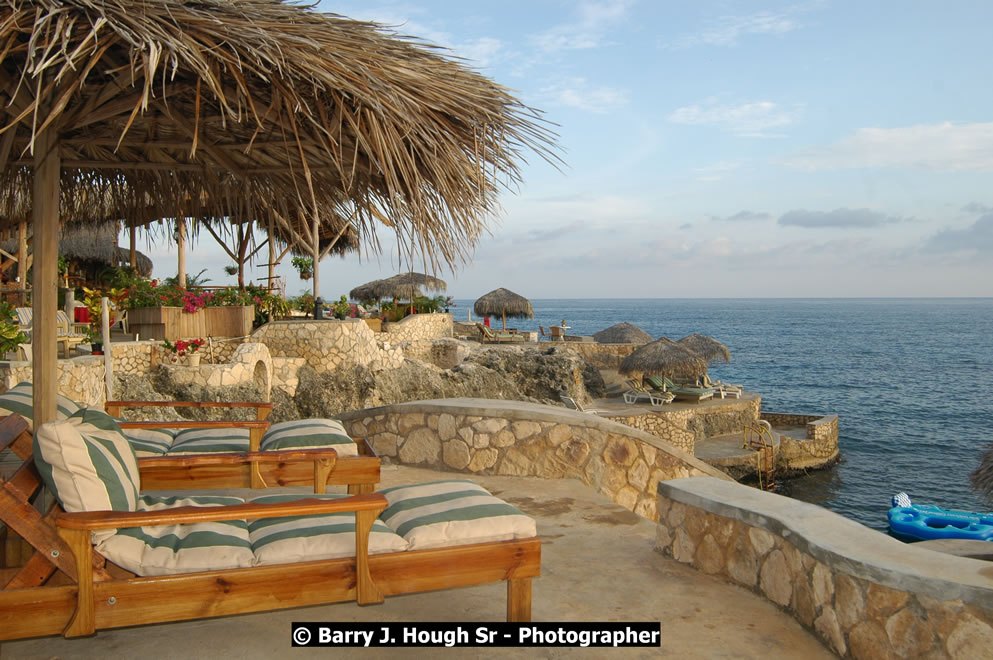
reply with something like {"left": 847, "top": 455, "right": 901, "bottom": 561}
{"left": 162, "top": 342, "right": 273, "bottom": 401}
{"left": 656, "top": 477, "right": 993, "bottom": 659}
{"left": 337, "top": 399, "right": 731, "bottom": 521}
{"left": 251, "top": 320, "right": 402, "bottom": 372}
{"left": 761, "top": 411, "right": 841, "bottom": 467}
{"left": 381, "top": 313, "right": 453, "bottom": 342}
{"left": 610, "top": 396, "right": 762, "bottom": 454}
{"left": 0, "top": 357, "right": 106, "bottom": 407}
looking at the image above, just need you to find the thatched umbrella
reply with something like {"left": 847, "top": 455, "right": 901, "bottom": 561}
{"left": 594, "top": 322, "right": 653, "bottom": 345}
{"left": 349, "top": 279, "right": 388, "bottom": 303}
{"left": 619, "top": 338, "right": 709, "bottom": 381}
{"left": 0, "top": 0, "right": 557, "bottom": 425}
{"left": 676, "top": 333, "right": 731, "bottom": 364}
{"left": 473, "top": 288, "right": 534, "bottom": 330}
{"left": 0, "top": 225, "right": 153, "bottom": 278}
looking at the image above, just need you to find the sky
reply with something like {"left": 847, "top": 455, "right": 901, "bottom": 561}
{"left": 145, "top": 1, "right": 993, "bottom": 298}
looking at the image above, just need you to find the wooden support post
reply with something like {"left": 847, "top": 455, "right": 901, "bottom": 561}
{"left": 102, "top": 297, "right": 112, "bottom": 400}
{"left": 57, "top": 527, "right": 96, "bottom": 637}
{"left": 16, "top": 219, "right": 27, "bottom": 305}
{"left": 313, "top": 456, "right": 336, "bottom": 494}
{"left": 177, "top": 219, "right": 187, "bottom": 288}
{"left": 267, "top": 216, "right": 276, "bottom": 290}
{"left": 311, "top": 214, "right": 320, "bottom": 302}
{"left": 354, "top": 509, "right": 383, "bottom": 605}
{"left": 507, "top": 578, "right": 532, "bottom": 622}
{"left": 129, "top": 221, "right": 137, "bottom": 272}
{"left": 32, "top": 127, "right": 60, "bottom": 427}
{"left": 249, "top": 424, "right": 265, "bottom": 488}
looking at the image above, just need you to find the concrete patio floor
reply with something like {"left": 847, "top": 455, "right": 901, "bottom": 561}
{"left": 2, "top": 466, "right": 832, "bottom": 659}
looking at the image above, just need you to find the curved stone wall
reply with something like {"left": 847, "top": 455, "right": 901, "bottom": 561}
{"left": 656, "top": 477, "right": 993, "bottom": 659}
{"left": 336, "top": 398, "right": 731, "bottom": 521}
{"left": 608, "top": 395, "right": 762, "bottom": 454}
{"left": 164, "top": 342, "right": 273, "bottom": 401}
{"left": 761, "top": 412, "right": 840, "bottom": 471}
{"left": 381, "top": 312, "right": 452, "bottom": 342}
{"left": 251, "top": 319, "right": 403, "bottom": 372}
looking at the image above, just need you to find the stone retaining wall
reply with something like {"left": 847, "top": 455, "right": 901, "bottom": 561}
{"left": 608, "top": 395, "right": 761, "bottom": 454}
{"left": 381, "top": 312, "right": 452, "bottom": 342}
{"left": 0, "top": 357, "right": 106, "bottom": 407}
{"left": 336, "top": 398, "right": 731, "bottom": 521}
{"left": 761, "top": 412, "right": 840, "bottom": 471}
{"left": 563, "top": 342, "right": 638, "bottom": 369}
{"left": 163, "top": 342, "right": 273, "bottom": 401}
{"left": 251, "top": 319, "right": 402, "bottom": 372}
{"left": 656, "top": 477, "right": 993, "bottom": 659}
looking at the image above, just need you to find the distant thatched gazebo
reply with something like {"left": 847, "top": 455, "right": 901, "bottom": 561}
{"left": 0, "top": 225, "right": 153, "bottom": 282}
{"left": 594, "top": 322, "right": 653, "bottom": 345}
{"left": 676, "top": 333, "right": 731, "bottom": 364}
{"left": 619, "top": 337, "right": 709, "bottom": 381}
{"left": 473, "top": 288, "right": 534, "bottom": 330}
{"left": 349, "top": 272, "right": 446, "bottom": 304}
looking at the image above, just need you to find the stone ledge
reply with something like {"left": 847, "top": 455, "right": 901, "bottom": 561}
{"left": 658, "top": 476, "right": 993, "bottom": 609}
{"left": 337, "top": 397, "right": 731, "bottom": 482}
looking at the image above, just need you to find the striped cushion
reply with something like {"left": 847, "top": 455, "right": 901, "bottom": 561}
{"left": 123, "top": 427, "right": 176, "bottom": 456}
{"left": 168, "top": 427, "right": 250, "bottom": 454}
{"left": 259, "top": 419, "right": 358, "bottom": 457}
{"left": 248, "top": 494, "right": 407, "bottom": 566}
{"left": 378, "top": 480, "right": 537, "bottom": 550}
{"left": 96, "top": 495, "right": 255, "bottom": 576}
{"left": 0, "top": 382, "right": 82, "bottom": 428}
{"left": 33, "top": 408, "right": 141, "bottom": 541}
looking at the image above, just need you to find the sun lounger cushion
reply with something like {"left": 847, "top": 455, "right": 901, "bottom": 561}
{"left": 247, "top": 493, "right": 407, "bottom": 565}
{"left": 259, "top": 419, "right": 358, "bottom": 457}
{"left": 96, "top": 494, "right": 255, "bottom": 576}
{"left": 0, "top": 382, "right": 82, "bottom": 428}
{"left": 118, "top": 425, "right": 176, "bottom": 456}
{"left": 33, "top": 408, "right": 141, "bottom": 540}
{"left": 168, "top": 427, "right": 251, "bottom": 454}
{"left": 378, "top": 480, "right": 536, "bottom": 550}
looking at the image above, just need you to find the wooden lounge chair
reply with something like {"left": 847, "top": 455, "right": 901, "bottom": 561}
{"left": 476, "top": 323, "right": 525, "bottom": 344}
{"left": 646, "top": 376, "right": 715, "bottom": 403}
{"left": 559, "top": 394, "right": 607, "bottom": 415}
{"left": 622, "top": 380, "right": 674, "bottom": 407}
{"left": 14, "top": 309, "right": 87, "bottom": 358}
{"left": 0, "top": 413, "right": 541, "bottom": 641}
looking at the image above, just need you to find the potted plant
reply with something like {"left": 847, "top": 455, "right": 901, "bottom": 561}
{"left": 224, "top": 265, "right": 238, "bottom": 276}
{"left": 162, "top": 337, "right": 206, "bottom": 366}
{"left": 82, "top": 286, "right": 127, "bottom": 354}
{"left": 332, "top": 295, "right": 351, "bottom": 320}
{"left": 0, "top": 303, "right": 29, "bottom": 360}
{"left": 292, "top": 256, "right": 314, "bottom": 280}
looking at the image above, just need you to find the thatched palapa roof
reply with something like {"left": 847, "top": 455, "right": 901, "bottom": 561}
{"left": 594, "top": 322, "right": 653, "bottom": 345}
{"left": 473, "top": 288, "right": 533, "bottom": 330}
{"left": 349, "top": 272, "right": 446, "bottom": 301}
{"left": 676, "top": 333, "right": 731, "bottom": 363}
{"left": 619, "top": 338, "right": 709, "bottom": 380}
{"left": 0, "top": 226, "right": 153, "bottom": 276}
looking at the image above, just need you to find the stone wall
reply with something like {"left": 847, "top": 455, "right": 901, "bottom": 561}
{"left": 761, "top": 412, "right": 840, "bottom": 472}
{"left": 609, "top": 395, "right": 761, "bottom": 454}
{"left": 381, "top": 312, "right": 453, "bottom": 342}
{"left": 336, "top": 398, "right": 731, "bottom": 521}
{"left": 162, "top": 342, "right": 273, "bottom": 401}
{"left": 563, "top": 342, "right": 639, "bottom": 369}
{"left": 251, "top": 319, "right": 403, "bottom": 372}
{"left": 0, "top": 356, "right": 106, "bottom": 407}
{"left": 656, "top": 477, "right": 993, "bottom": 659}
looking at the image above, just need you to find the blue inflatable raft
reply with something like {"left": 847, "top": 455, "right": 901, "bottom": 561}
{"left": 887, "top": 492, "right": 993, "bottom": 542}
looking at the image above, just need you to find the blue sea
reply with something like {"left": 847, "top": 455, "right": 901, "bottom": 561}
{"left": 455, "top": 298, "right": 993, "bottom": 531}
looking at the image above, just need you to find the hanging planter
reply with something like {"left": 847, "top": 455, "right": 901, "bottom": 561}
{"left": 224, "top": 265, "right": 238, "bottom": 276}
{"left": 299, "top": 269, "right": 313, "bottom": 280}
{"left": 292, "top": 256, "right": 314, "bottom": 281}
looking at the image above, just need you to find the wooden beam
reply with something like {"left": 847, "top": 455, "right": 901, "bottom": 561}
{"left": 177, "top": 219, "right": 186, "bottom": 288}
{"left": 31, "top": 126, "right": 60, "bottom": 427}
{"left": 16, "top": 220, "right": 27, "bottom": 305}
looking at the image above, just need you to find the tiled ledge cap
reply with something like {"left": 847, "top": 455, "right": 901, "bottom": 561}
{"left": 336, "top": 397, "right": 731, "bottom": 481}
{"left": 659, "top": 476, "right": 993, "bottom": 609}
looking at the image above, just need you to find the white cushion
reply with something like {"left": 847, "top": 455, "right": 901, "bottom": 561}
{"left": 259, "top": 419, "right": 358, "bottom": 457}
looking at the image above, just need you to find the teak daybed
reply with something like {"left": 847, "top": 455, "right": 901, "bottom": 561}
{"left": 0, "top": 412, "right": 541, "bottom": 641}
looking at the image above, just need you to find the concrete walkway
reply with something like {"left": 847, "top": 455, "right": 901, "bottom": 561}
{"left": 3, "top": 467, "right": 832, "bottom": 659}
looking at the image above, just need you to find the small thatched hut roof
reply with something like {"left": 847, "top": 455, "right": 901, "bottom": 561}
{"left": 349, "top": 272, "right": 446, "bottom": 302}
{"left": 619, "top": 338, "right": 709, "bottom": 380}
{"left": 473, "top": 288, "right": 533, "bottom": 329}
{"left": 676, "top": 333, "right": 731, "bottom": 363}
{"left": 0, "top": 226, "right": 153, "bottom": 276}
{"left": 594, "top": 322, "right": 653, "bottom": 345}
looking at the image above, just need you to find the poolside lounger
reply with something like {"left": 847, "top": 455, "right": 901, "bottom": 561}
{"left": 477, "top": 322, "right": 526, "bottom": 343}
{"left": 559, "top": 394, "right": 608, "bottom": 415}
{"left": 622, "top": 379, "right": 673, "bottom": 407}
{"left": 0, "top": 413, "right": 540, "bottom": 640}
{"left": 645, "top": 376, "right": 715, "bottom": 403}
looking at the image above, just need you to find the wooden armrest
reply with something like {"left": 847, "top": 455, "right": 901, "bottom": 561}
{"left": 107, "top": 400, "right": 273, "bottom": 410}
{"left": 56, "top": 493, "right": 388, "bottom": 530}
{"left": 137, "top": 447, "right": 338, "bottom": 468}
{"left": 119, "top": 420, "right": 270, "bottom": 430}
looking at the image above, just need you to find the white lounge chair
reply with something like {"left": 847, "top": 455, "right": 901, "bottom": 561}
{"left": 622, "top": 379, "right": 673, "bottom": 407}
{"left": 559, "top": 394, "right": 607, "bottom": 415}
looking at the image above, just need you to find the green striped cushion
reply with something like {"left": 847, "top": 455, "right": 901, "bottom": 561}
{"left": 33, "top": 408, "right": 141, "bottom": 541}
{"left": 168, "top": 428, "right": 250, "bottom": 454}
{"left": 378, "top": 480, "right": 537, "bottom": 550}
{"left": 248, "top": 494, "right": 407, "bottom": 566}
{"left": 123, "top": 427, "right": 176, "bottom": 456}
{"left": 259, "top": 419, "right": 358, "bottom": 457}
{"left": 96, "top": 495, "right": 255, "bottom": 576}
{"left": 0, "top": 382, "right": 82, "bottom": 428}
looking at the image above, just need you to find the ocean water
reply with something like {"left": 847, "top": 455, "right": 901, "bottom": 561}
{"left": 455, "top": 298, "right": 993, "bottom": 530}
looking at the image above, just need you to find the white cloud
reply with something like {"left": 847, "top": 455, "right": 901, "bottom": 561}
{"left": 712, "top": 210, "right": 771, "bottom": 222}
{"left": 456, "top": 37, "right": 505, "bottom": 68}
{"left": 778, "top": 208, "right": 908, "bottom": 228}
{"left": 531, "top": 0, "right": 633, "bottom": 52}
{"left": 668, "top": 100, "right": 800, "bottom": 136}
{"left": 785, "top": 122, "right": 993, "bottom": 172}
{"left": 671, "top": 4, "right": 816, "bottom": 48}
{"left": 539, "top": 78, "right": 628, "bottom": 114}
